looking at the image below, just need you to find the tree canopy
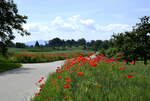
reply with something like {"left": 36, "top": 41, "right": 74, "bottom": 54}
{"left": 112, "top": 16, "right": 150, "bottom": 65}
{"left": 0, "top": 0, "right": 30, "bottom": 55}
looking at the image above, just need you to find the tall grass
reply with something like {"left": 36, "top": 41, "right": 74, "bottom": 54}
{"left": 31, "top": 55, "right": 150, "bottom": 101}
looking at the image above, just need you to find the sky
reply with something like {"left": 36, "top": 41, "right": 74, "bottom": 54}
{"left": 13, "top": 0, "right": 150, "bottom": 42}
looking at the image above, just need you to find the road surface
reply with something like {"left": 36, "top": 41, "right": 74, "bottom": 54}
{"left": 0, "top": 60, "right": 65, "bottom": 101}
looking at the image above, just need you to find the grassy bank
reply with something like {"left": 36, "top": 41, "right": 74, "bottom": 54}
{"left": 0, "top": 63, "right": 22, "bottom": 73}
{"left": 0, "top": 56, "right": 22, "bottom": 73}
{"left": 32, "top": 55, "right": 150, "bottom": 101}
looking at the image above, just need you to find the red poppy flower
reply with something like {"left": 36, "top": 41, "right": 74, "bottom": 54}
{"left": 38, "top": 79, "right": 42, "bottom": 83}
{"left": 127, "top": 74, "right": 134, "bottom": 78}
{"left": 56, "top": 85, "right": 59, "bottom": 88}
{"left": 41, "top": 77, "right": 44, "bottom": 80}
{"left": 77, "top": 72, "right": 84, "bottom": 76}
{"left": 116, "top": 57, "right": 121, "bottom": 59}
{"left": 35, "top": 93, "right": 40, "bottom": 96}
{"left": 39, "top": 85, "right": 43, "bottom": 88}
{"left": 51, "top": 79, "right": 56, "bottom": 83}
{"left": 112, "top": 63, "right": 117, "bottom": 65}
{"left": 75, "top": 67, "right": 80, "bottom": 69}
{"left": 119, "top": 67, "right": 126, "bottom": 69}
{"left": 56, "top": 69, "right": 64, "bottom": 73}
{"left": 47, "top": 97, "right": 54, "bottom": 100}
{"left": 57, "top": 75, "right": 62, "bottom": 79}
{"left": 64, "top": 84, "right": 70, "bottom": 88}
{"left": 78, "top": 63, "right": 82, "bottom": 66}
{"left": 123, "top": 60, "right": 127, "bottom": 62}
{"left": 89, "top": 61, "right": 97, "bottom": 67}
{"left": 129, "top": 61, "right": 135, "bottom": 65}
{"left": 65, "top": 77, "right": 72, "bottom": 82}
{"left": 91, "top": 62, "right": 97, "bottom": 67}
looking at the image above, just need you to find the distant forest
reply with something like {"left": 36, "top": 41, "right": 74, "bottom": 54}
{"left": 9, "top": 38, "right": 111, "bottom": 51}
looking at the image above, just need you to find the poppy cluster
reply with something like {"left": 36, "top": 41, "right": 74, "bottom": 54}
{"left": 34, "top": 53, "right": 135, "bottom": 99}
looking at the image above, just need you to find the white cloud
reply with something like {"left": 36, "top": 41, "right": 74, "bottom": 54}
{"left": 14, "top": 15, "right": 132, "bottom": 42}
{"left": 23, "top": 23, "right": 49, "bottom": 32}
{"left": 80, "top": 19, "right": 95, "bottom": 25}
{"left": 98, "top": 24, "right": 131, "bottom": 32}
{"left": 50, "top": 15, "right": 97, "bottom": 33}
{"left": 51, "top": 16, "right": 76, "bottom": 32}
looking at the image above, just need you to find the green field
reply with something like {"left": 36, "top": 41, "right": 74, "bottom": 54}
{"left": 0, "top": 47, "right": 94, "bottom": 72}
{"left": 8, "top": 47, "right": 89, "bottom": 53}
{"left": 31, "top": 55, "right": 150, "bottom": 101}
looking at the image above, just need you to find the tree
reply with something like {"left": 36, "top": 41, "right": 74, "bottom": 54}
{"left": 102, "top": 40, "right": 109, "bottom": 49}
{"left": 77, "top": 38, "right": 86, "bottom": 46}
{"left": 93, "top": 40, "right": 103, "bottom": 51}
{"left": 66, "top": 40, "right": 72, "bottom": 47}
{"left": 133, "top": 16, "right": 150, "bottom": 65}
{"left": 16, "top": 42, "right": 26, "bottom": 48}
{"left": 113, "top": 32, "right": 137, "bottom": 64}
{"left": 0, "top": 0, "right": 30, "bottom": 56}
{"left": 7, "top": 41, "right": 15, "bottom": 47}
{"left": 48, "top": 38, "right": 62, "bottom": 49}
{"left": 35, "top": 41, "right": 40, "bottom": 47}
{"left": 112, "top": 16, "right": 150, "bottom": 65}
{"left": 77, "top": 38, "right": 86, "bottom": 49}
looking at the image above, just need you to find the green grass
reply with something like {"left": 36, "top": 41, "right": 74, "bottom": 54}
{"left": 7, "top": 48, "right": 94, "bottom": 63}
{"left": 8, "top": 47, "right": 87, "bottom": 53}
{"left": 0, "top": 56, "right": 22, "bottom": 73}
{"left": 31, "top": 56, "right": 150, "bottom": 101}
{"left": 0, "top": 63, "right": 22, "bottom": 73}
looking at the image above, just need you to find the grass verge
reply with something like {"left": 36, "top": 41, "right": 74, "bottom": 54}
{"left": 0, "top": 63, "right": 22, "bottom": 73}
{"left": 31, "top": 55, "right": 150, "bottom": 101}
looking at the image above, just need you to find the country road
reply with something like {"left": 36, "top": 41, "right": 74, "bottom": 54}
{"left": 0, "top": 60, "right": 65, "bottom": 101}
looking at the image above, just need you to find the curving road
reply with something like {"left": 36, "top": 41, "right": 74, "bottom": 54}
{"left": 0, "top": 60, "right": 65, "bottom": 101}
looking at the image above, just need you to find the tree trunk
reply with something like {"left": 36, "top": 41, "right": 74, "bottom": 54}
{"left": 0, "top": 42, "right": 8, "bottom": 56}
{"left": 144, "top": 54, "right": 147, "bottom": 65}
{"left": 133, "top": 58, "right": 136, "bottom": 65}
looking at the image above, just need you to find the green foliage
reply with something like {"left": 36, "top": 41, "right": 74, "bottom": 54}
{"left": 35, "top": 41, "right": 40, "bottom": 47}
{"left": 112, "top": 16, "right": 150, "bottom": 65}
{"left": 0, "top": 0, "right": 30, "bottom": 56}
{"left": 106, "top": 48, "right": 118, "bottom": 57}
{"left": 16, "top": 42, "right": 27, "bottom": 48}
{"left": 45, "top": 37, "right": 110, "bottom": 51}
{"left": 12, "top": 54, "right": 65, "bottom": 63}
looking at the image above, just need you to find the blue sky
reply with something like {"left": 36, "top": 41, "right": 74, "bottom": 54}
{"left": 13, "top": 0, "right": 150, "bottom": 42}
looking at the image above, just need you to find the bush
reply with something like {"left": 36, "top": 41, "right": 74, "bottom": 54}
{"left": 106, "top": 48, "right": 118, "bottom": 57}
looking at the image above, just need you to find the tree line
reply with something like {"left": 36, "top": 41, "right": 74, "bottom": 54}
{"left": 7, "top": 38, "right": 110, "bottom": 51}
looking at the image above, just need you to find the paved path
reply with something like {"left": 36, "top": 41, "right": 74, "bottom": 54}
{"left": 0, "top": 60, "right": 65, "bottom": 101}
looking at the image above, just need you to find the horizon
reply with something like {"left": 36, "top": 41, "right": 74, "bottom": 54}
{"left": 13, "top": 0, "right": 150, "bottom": 42}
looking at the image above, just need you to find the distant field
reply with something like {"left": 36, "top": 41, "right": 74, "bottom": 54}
{"left": 8, "top": 47, "right": 91, "bottom": 54}
{"left": 7, "top": 47, "right": 94, "bottom": 63}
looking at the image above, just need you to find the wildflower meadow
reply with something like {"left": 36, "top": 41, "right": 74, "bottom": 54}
{"left": 32, "top": 54, "right": 150, "bottom": 101}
